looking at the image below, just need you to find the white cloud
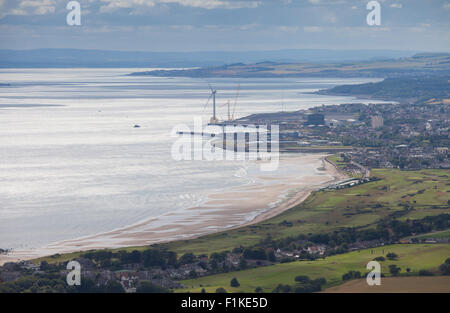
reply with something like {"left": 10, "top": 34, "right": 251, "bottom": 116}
{"left": 303, "top": 26, "right": 322, "bottom": 32}
{"left": 99, "top": 0, "right": 260, "bottom": 12}
{"left": 390, "top": 3, "right": 402, "bottom": 9}
{"left": 1, "top": 0, "right": 56, "bottom": 16}
{"left": 99, "top": 0, "right": 156, "bottom": 13}
{"left": 443, "top": 3, "right": 450, "bottom": 9}
{"left": 278, "top": 25, "right": 299, "bottom": 33}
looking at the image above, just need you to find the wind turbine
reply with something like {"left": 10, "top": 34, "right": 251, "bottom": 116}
{"left": 208, "top": 84, "right": 219, "bottom": 124}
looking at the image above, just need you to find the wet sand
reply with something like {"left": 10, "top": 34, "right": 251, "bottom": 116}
{"left": 0, "top": 154, "right": 347, "bottom": 265}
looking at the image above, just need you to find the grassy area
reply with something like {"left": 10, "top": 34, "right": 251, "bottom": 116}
{"left": 179, "top": 244, "right": 450, "bottom": 293}
{"left": 322, "top": 276, "right": 450, "bottom": 293}
{"left": 408, "top": 229, "right": 450, "bottom": 240}
{"left": 162, "top": 168, "right": 449, "bottom": 256}
{"left": 34, "top": 168, "right": 449, "bottom": 265}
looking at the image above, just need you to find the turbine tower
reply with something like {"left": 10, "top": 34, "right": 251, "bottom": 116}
{"left": 208, "top": 85, "right": 219, "bottom": 124}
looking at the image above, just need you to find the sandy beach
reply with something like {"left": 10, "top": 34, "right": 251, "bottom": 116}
{"left": 0, "top": 154, "right": 347, "bottom": 265}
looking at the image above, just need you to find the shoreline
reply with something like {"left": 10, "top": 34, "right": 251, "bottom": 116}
{"left": 0, "top": 154, "right": 347, "bottom": 265}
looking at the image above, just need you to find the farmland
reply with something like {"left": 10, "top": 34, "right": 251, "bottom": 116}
{"left": 179, "top": 244, "right": 450, "bottom": 293}
{"left": 322, "top": 276, "right": 450, "bottom": 293}
{"left": 162, "top": 168, "right": 449, "bottom": 256}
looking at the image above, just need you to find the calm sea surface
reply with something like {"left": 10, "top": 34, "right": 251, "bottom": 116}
{"left": 0, "top": 68, "right": 386, "bottom": 250}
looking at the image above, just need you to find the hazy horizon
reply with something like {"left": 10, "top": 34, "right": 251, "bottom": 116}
{"left": 0, "top": 47, "right": 429, "bottom": 68}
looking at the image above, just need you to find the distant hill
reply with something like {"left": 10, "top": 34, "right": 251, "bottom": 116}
{"left": 0, "top": 48, "right": 418, "bottom": 68}
{"left": 129, "top": 53, "right": 450, "bottom": 79}
{"left": 318, "top": 75, "right": 450, "bottom": 103}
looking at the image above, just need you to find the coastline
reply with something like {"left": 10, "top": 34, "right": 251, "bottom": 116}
{"left": 0, "top": 154, "right": 347, "bottom": 265}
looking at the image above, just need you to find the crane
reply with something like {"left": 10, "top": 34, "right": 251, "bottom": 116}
{"left": 231, "top": 84, "right": 240, "bottom": 121}
{"left": 204, "top": 84, "right": 219, "bottom": 124}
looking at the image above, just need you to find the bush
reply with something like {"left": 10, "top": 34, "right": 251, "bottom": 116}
{"left": 188, "top": 270, "right": 198, "bottom": 278}
{"left": 232, "top": 247, "right": 244, "bottom": 254}
{"left": 255, "top": 287, "right": 263, "bottom": 293}
{"left": 373, "top": 256, "right": 385, "bottom": 262}
{"left": 230, "top": 277, "right": 240, "bottom": 287}
{"left": 294, "top": 275, "right": 310, "bottom": 283}
{"left": 272, "top": 284, "right": 292, "bottom": 293}
{"left": 136, "top": 281, "right": 170, "bottom": 293}
{"left": 215, "top": 287, "right": 227, "bottom": 293}
{"left": 243, "top": 248, "right": 267, "bottom": 260}
{"left": 293, "top": 277, "right": 327, "bottom": 293}
{"left": 389, "top": 264, "right": 401, "bottom": 276}
{"left": 142, "top": 249, "right": 165, "bottom": 267}
{"left": 239, "top": 258, "right": 248, "bottom": 270}
{"left": 342, "top": 270, "right": 361, "bottom": 281}
{"left": 439, "top": 263, "right": 450, "bottom": 275}
{"left": 418, "top": 269, "right": 433, "bottom": 276}
{"left": 105, "top": 280, "right": 125, "bottom": 293}
{"left": 267, "top": 250, "right": 276, "bottom": 262}
{"left": 386, "top": 252, "right": 398, "bottom": 260}
{"left": 179, "top": 253, "right": 196, "bottom": 264}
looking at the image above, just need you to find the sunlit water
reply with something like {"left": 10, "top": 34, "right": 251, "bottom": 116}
{"left": 0, "top": 68, "right": 386, "bottom": 250}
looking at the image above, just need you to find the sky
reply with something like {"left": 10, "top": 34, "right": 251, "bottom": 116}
{"left": 0, "top": 0, "right": 449, "bottom": 52}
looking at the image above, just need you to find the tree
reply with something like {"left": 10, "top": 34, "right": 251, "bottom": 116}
{"left": 439, "top": 263, "right": 450, "bottom": 275}
{"left": 255, "top": 287, "right": 263, "bottom": 293}
{"left": 239, "top": 258, "right": 247, "bottom": 270}
{"left": 272, "top": 284, "right": 292, "bottom": 293}
{"left": 294, "top": 275, "right": 310, "bottom": 283}
{"left": 389, "top": 264, "right": 401, "bottom": 276}
{"left": 136, "top": 281, "right": 170, "bottom": 293}
{"left": 386, "top": 252, "right": 398, "bottom": 260}
{"left": 129, "top": 250, "right": 142, "bottom": 263}
{"left": 105, "top": 280, "right": 125, "bottom": 293}
{"left": 439, "top": 258, "right": 450, "bottom": 275}
{"left": 230, "top": 277, "right": 240, "bottom": 287}
{"left": 142, "top": 249, "right": 165, "bottom": 267}
{"left": 418, "top": 269, "right": 433, "bottom": 276}
{"left": 267, "top": 250, "right": 276, "bottom": 262}
{"left": 179, "top": 253, "right": 195, "bottom": 264}
{"left": 166, "top": 251, "right": 178, "bottom": 268}
{"left": 243, "top": 248, "right": 267, "bottom": 260}
{"left": 342, "top": 270, "right": 361, "bottom": 281}
{"left": 39, "top": 261, "right": 50, "bottom": 271}
{"left": 215, "top": 287, "right": 227, "bottom": 293}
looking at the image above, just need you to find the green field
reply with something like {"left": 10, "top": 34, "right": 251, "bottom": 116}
{"left": 410, "top": 230, "right": 450, "bottom": 240}
{"left": 179, "top": 244, "right": 450, "bottom": 293}
{"left": 162, "top": 168, "right": 449, "bottom": 256}
{"left": 322, "top": 276, "right": 450, "bottom": 293}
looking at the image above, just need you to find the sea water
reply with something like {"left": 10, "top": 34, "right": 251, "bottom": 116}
{"left": 0, "top": 68, "right": 386, "bottom": 250}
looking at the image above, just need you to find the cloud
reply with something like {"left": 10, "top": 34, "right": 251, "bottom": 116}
{"left": 99, "top": 0, "right": 260, "bottom": 12}
{"left": 443, "top": 3, "right": 450, "bottom": 9}
{"left": 303, "top": 26, "right": 322, "bottom": 32}
{"left": 0, "top": 0, "right": 56, "bottom": 17}
{"left": 390, "top": 3, "right": 402, "bottom": 9}
{"left": 278, "top": 25, "right": 299, "bottom": 33}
